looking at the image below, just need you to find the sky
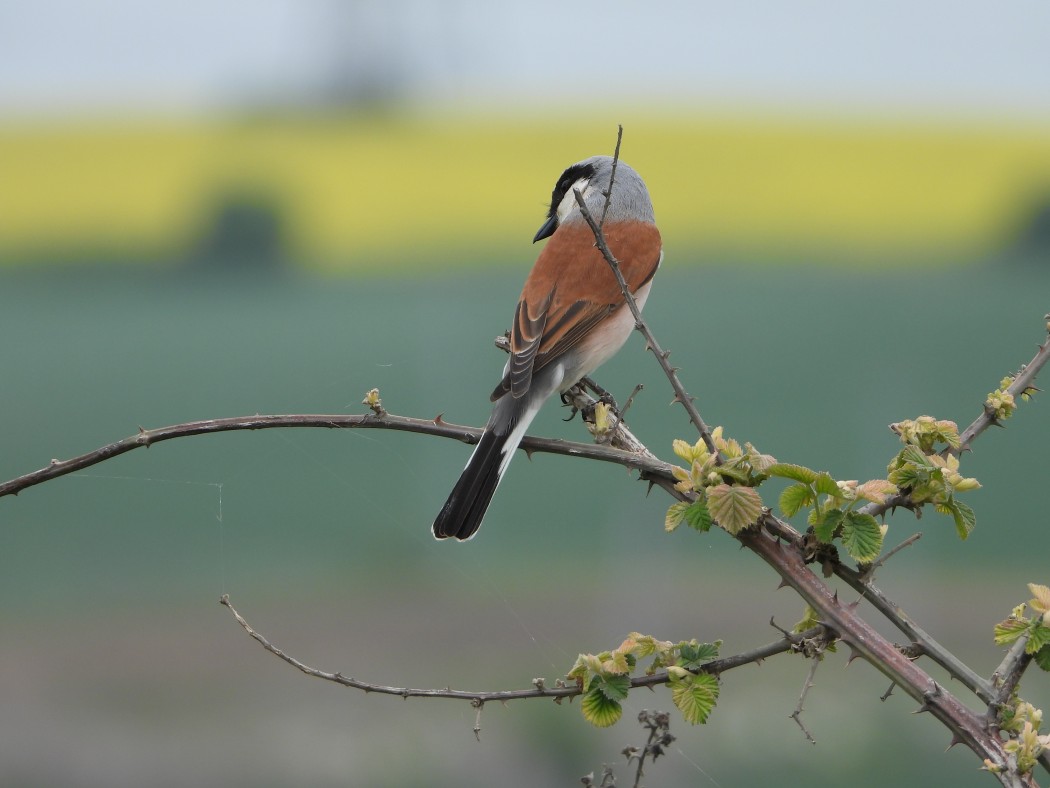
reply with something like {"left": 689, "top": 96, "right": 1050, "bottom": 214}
{"left": 1, "top": 0, "right": 1048, "bottom": 121}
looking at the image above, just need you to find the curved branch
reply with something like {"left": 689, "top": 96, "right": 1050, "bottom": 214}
{"left": 220, "top": 594, "right": 820, "bottom": 702}
{"left": 0, "top": 412, "right": 679, "bottom": 500}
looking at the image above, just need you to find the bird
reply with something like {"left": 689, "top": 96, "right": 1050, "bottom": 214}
{"left": 432, "top": 155, "right": 662, "bottom": 541}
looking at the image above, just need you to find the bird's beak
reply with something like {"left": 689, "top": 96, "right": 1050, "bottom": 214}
{"left": 533, "top": 215, "right": 558, "bottom": 243}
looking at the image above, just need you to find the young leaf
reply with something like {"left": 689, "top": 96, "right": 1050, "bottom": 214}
{"left": 855, "top": 479, "right": 898, "bottom": 505}
{"left": 1028, "top": 583, "right": 1050, "bottom": 616}
{"left": 665, "top": 501, "right": 689, "bottom": 533}
{"left": 1033, "top": 645, "right": 1050, "bottom": 672}
{"left": 678, "top": 641, "right": 720, "bottom": 670}
{"left": 947, "top": 499, "right": 976, "bottom": 540}
{"left": 779, "top": 483, "right": 814, "bottom": 517}
{"left": 814, "top": 472, "right": 840, "bottom": 497}
{"left": 671, "top": 673, "right": 719, "bottom": 725}
{"left": 766, "top": 463, "right": 819, "bottom": 484}
{"left": 581, "top": 686, "right": 623, "bottom": 727}
{"left": 994, "top": 618, "right": 1030, "bottom": 645}
{"left": 1026, "top": 623, "right": 1050, "bottom": 655}
{"left": 593, "top": 673, "right": 631, "bottom": 702}
{"left": 685, "top": 499, "right": 713, "bottom": 532}
{"left": 840, "top": 511, "right": 884, "bottom": 563}
{"left": 813, "top": 508, "right": 844, "bottom": 543}
{"left": 706, "top": 484, "right": 764, "bottom": 535}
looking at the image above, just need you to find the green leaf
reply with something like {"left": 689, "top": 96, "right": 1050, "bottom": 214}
{"left": 706, "top": 484, "right": 764, "bottom": 535}
{"left": 678, "top": 641, "right": 720, "bottom": 670}
{"left": 592, "top": 673, "right": 631, "bottom": 702}
{"left": 814, "top": 472, "right": 840, "bottom": 497}
{"left": 766, "top": 463, "right": 819, "bottom": 484}
{"left": 671, "top": 673, "right": 719, "bottom": 725}
{"left": 779, "top": 483, "right": 814, "bottom": 517}
{"left": 1033, "top": 644, "right": 1050, "bottom": 672}
{"left": 900, "top": 445, "right": 935, "bottom": 468}
{"left": 994, "top": 617, "right": 1030, "bottom": 645}
{"left": 581, "top": 686, "right": 623, "bottom": 728}
{"left": 813, "top": 508, "right": 844, "bottom": 543}
{"left": 684, "top": 499, "right": 713, "bottom": 532}
{"left": 665, "top": 501, "right": 689, "bottom": 533}
{"left": 713, "top": 460, "right": 752, "bottom": 484}
{"left": 840, "top": 512, "right": 884, "bottom": 563}
{"left": 947, "top": 499, "right": 976, "bottom": 540}
{"left": 1026, "top": 623, "right": 1050, "bottom": 655}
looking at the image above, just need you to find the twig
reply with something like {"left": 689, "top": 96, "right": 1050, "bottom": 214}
{"left": 862, "top": 532, "right": 922, "bottom": 580}
{"left": 0, "top": 411, "right": 679, "bottom": 500}
{"left": 599, "top": 125, "right": 624, "bottom": 231}
{"left": 572, "top": 187, "right": 717, "bottom": 456}
{"left": 627, "top": 710, "right": 673, "bottom": 788}
{"left": 221, "top": 593, "right": 822, "bottom": 703}
{"left": 953, "top": 329, "right": 1050, "bottom": 456}
{"left": 987, "top": 633, "right": 1032, "bottom": 729}
{"left": 860, "top": 325, "right": 1050, "bottom": 521}
{"left": 790, "top": 655, "right": 821, "bottom": 744}
{"left": 737, "top": 523, "right": 1015, "bottom": 782}
{"left": 833, "top": 562, "right": 994, "bottom": 703}
{"left": 619, "top": 384, "right": 644, "bottom": 421}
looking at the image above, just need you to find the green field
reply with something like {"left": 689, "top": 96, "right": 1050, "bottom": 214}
{"left": 3, "top": 113, "right": 1050, "bottom": 270}
{"left": 2, "top": 254, "right": 1048, "bottom": 785}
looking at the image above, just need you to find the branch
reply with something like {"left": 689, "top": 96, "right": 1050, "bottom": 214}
{"left": 860, "top": 327, "right": 1050, "bottom": 520}
{"left": 0, "top": 411, "right": 680, "bottom": 500}
{"left": 572, "top": 147, "right": 718, "bottom": 457}
{"left": 833, "top": 562, "right": 995, "bottom": 703}
{"left": 790, "top": 655, "right": 821, "bottom": 744}
{"left": 738, "top": 521, "right": 1019, "bottom": 783}
{"left": 955, "top": 328, "right": 1050, "bottom": 455}
{"left": 220, "top": 593, "right": 824, "bottom": 702}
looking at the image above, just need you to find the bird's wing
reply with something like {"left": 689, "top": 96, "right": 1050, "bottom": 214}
{"left": 491, "top": 221, "right": 662, "bottom": 401}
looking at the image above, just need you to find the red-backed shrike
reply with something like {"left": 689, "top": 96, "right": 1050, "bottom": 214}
{"left": 433, "top": 155, "right": 662, "bottom": 540}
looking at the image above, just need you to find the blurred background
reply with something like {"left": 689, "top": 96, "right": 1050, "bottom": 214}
{"left": 1, "top": 2, "right": 1049, "bottom": 786}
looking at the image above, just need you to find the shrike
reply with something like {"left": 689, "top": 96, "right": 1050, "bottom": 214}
{"left": 433, "top": 155, "right": 662, "bottom": 540}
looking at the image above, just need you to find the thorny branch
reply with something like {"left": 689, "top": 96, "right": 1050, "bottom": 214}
{"left": 220, "top": 592, "right": 822, "bottom": 707}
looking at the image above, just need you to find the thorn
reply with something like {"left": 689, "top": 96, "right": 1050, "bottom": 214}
{"left": 847, "top": 599, "right": 860, "bottom": 611}
{"left": 523, "top": 447, "right": 535, "bottom": 461}
{"left": 880, "top": 682, "right": 896, "bottom": 702}
{"left": 645, "top": 480, "right": 656, "bottom": 497}
{"left": 661, "top": 350, "right": 671, "bottom": 360}
{"left": 433, "top": 413, "right": 445, "bottom": 424}
{"left": 913, "top": 702, "right": 932, "bottom": 715}
{"left": 777, "top": 577, "right": 791, "bottom": 590}
{"left": 846, "top": 646, "right": 863, "bottom": 666}
{"left": 832, "top": 589, "right": 838, "bottom": 603}
{"left": 946, "top": 733, "right": 965, "bottom": 751}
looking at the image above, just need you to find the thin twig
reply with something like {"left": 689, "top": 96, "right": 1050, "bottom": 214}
{"left": 619, "top": 383, "right": 644, "bottom": 421}
{"left": 834, "top": 562, "right": 994, "bottom": 703}
{"left": 790, "top": 655, "right": 821, "bottom": 744}
{"left": 572, "top": 187, "right": 717, "bottom": 456}
{"left": 220, "top": 593, "right": 824, "bottom": 702}
{"left": 862, "top": 532, "right": 923, "bottom": 580}
{"left": 599, "top": 125, "right": 623, "bottom": 231}
{"left": 987, "top": 633, "right": 1032, "bottom": 729}
{"left": 953, "top": 330, "right": 1050, "bottom": 456}
{"left": 861, "top": 326, "right": 1050, "bottom": 520}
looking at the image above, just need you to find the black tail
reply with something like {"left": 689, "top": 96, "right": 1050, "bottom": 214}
{"left": 432, "top": 428, "right": 508, "bottom": 540}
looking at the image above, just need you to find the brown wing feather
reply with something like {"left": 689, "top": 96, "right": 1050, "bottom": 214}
{"left": 491, "top": 221, "right": 662, "bottom": 401}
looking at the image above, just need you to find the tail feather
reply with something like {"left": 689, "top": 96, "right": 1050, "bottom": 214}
{"left": 432, "top": 428, "right": 509, "bottom": 540}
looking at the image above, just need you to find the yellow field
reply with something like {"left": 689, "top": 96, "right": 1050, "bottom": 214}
{"left": 1, "top": 112, "right": 1048, "bottom": 269}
